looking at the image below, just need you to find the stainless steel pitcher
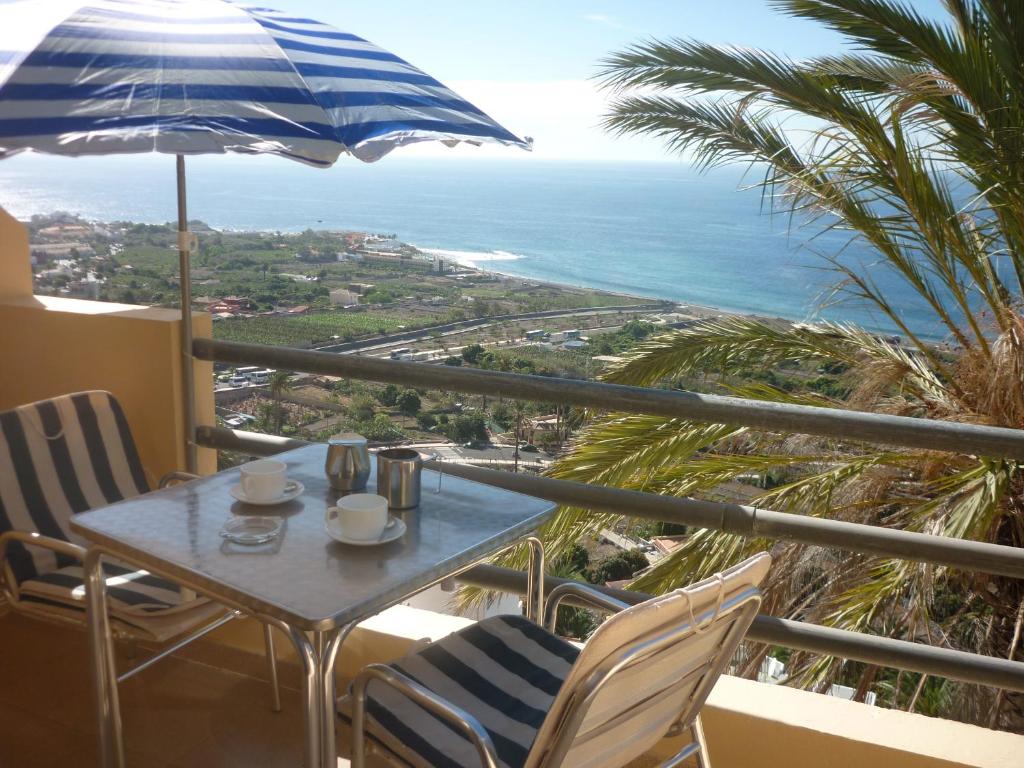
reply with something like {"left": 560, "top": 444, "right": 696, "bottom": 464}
{"left": 325, "top": 433, "right": 370, "bottom": 491}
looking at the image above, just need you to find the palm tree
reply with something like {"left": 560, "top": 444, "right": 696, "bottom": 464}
{"left": 268, "top": 370, "right": 292, "bottom": 434}
{"left": 512, "top": 401, "right": 527, "bottom": 472}
{"left": 525, "top": 0, "right": 1024, "bottom": 727}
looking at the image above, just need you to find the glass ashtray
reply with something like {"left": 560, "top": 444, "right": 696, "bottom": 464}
{"left": 219, "top": 516, "right": 283, "bottom": 545}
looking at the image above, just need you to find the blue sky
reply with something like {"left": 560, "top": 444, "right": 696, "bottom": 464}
{"left": 287, "top": 0, "right": 949, "bottom": 162}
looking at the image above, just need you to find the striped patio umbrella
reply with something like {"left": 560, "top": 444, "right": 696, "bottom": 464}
{"left": 0, "top": 0, "right": 531, "bottom": 470}
{"left": 0, "top": 0, "right": 530, "bottom": 164}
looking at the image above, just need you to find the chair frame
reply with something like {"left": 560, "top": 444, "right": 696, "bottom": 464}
{"left": 540, "top": 583, "right": 761, "bottom": 768}
{"left": 351, "top": 664, "right": 501, "bottom": 768}
{"left": 349, "top": 580, "right": 761, "bottom": 768}
{"left": 0, "top": 472, "right": 282, "bottom": 711}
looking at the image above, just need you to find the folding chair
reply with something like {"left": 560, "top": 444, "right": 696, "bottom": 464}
{"left": 342, "top": 552, "right": 771, "bottom": 768}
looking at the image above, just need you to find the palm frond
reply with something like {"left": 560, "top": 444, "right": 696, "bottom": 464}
{"left": 558, "top": 0, "right": 1024, "bottom": 725}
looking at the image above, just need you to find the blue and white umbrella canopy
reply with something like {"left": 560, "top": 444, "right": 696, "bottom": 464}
{"left": 0, "top": 0, "right": 530, "bottom": 166}
{"left": 0, "top": 0, "right": 531, "bottom": 474}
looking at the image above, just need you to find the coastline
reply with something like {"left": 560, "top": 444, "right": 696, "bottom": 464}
{"left": 417, "top": 244, "right": 795, "bottom": 329}
{"left": 421, "top": 246, "right": 931, "bottom": 341}
{"left": 21, "top": 206, "right": 899, "bottom": 342}
{"left": 0, "top": 156, "right": 940, "bottom": 340}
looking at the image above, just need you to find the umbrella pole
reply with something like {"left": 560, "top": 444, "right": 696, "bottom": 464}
{"left": 176, "top": 154, "right": 198, "bottom": 473}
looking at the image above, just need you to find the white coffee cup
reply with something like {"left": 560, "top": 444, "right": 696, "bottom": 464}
{"left": 239, "top": 459, "right": 287, "bottom": 503}
{"left": 326, "top": 493, "right": 388, "bottom": 541}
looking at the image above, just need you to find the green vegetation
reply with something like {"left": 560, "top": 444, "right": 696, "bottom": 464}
{"left": 547, "top": 545, "right": 599, "bottom": 640}
{"left": 267, "top": 370, "right": 292, "bottom": 434}
{"left": 355, "top": 413, "right": 406, "bottom": 442}
{"left": 590, "top": 319, "right": 657, "bottom": 355}
{"left": 396, "top": 389, "right": 421, "bottom": 417}
{"left": 459, "top": 345, "right": 593, "bottom": 380}
{"left": 586, "top": 549, "right": 649, "bottom": 585}
{"left": 442, "top": 413, "right": 489, "bottom": 444}
{"left": 509, "top": 0, "right": 1024, "bottom": 726}
{"left": 213, "top": 308, "right": 451, "bottom": 347}
{"left": 376, "top": 384, "right": 400, "bottom": 407}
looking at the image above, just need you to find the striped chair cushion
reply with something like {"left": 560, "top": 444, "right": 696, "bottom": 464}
{"left": 0, "top": 391, "right": 150, "bottom": 584}
{"left": 19, "top": 561, "right": 178, "bottom": 614}
{"left": 15, "top": 561, "right": 226, "bottom": 640}
{"left": 340, "top": 615, "right": 580, "bottom": 768}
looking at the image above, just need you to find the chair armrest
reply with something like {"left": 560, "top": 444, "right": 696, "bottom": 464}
{"left": 0, "top": 530, "right": 86, "bottom": 561}
{"left": 544, "top": 582, "right": 632, "bottom": 632}
{"left": 0, "top": 530, "right": 87, "bottom": 603}
{"left": 159, "top": 471, "right": 201, "bottom": 488}
{"left": 351, "top": 663, "right": 499, "bottom": 768}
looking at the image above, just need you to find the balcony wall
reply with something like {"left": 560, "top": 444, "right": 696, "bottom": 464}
{"left": 0, "top": 207, "right": 216, "bottom": 480}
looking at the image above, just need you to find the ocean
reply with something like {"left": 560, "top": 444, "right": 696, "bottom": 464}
{"left": 0, "top": 153, "right": 941, "bottom": 338}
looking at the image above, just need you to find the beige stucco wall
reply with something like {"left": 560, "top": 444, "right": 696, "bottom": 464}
{"left": 0, "top": 208, "right": 31, "bottom": 300}
{"left": 0, "top": 208, "right": 215, "bottom": 479}
{"left": 697, "top": 674, "right": 1021, "bottom": 768}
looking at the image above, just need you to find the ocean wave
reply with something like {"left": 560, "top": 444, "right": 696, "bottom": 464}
{"left": 417, "top": 247, "right": 525, "bottom": 269}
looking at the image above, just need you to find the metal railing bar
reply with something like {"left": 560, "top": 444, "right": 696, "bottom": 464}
{"left": 461, "top": 564, "right": 1024, "bottom": 693}
{"left": 195, "top": 425, "right": 1024, "bottom": 579}
{"left": 197, "top": 426, "right": 307, "bottom": 455}
{"left": 424, "top": 460, "right": 1024, "bottom": 579}
{"left": 193, "top": 338, "right": 1024, "bottom": 460}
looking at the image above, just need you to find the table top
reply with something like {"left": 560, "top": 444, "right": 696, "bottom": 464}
{"left": 69, "top": 444, "right": 556, "bottom": 630}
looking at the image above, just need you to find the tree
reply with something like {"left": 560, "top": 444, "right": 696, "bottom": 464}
{"left": 396, "top": 389, "right": 421, "bottom": 417}
{"left": 491, "top": 402, "right": 513, "bottom": 431}
{"left": 377, "top": 383, "right": 399, "bottom": 407}
{"left": 587, "top": 549, "right": 649, "bottom": 585}
{"left": 360, "top": 413, "right": 404, "bottom": 442}
{"left": 445, "top": 413, "right": 488, "bottom": 444}
{"left": 416, "top": 412, "right": 438, "bottom": 431}
{"left": 461, "top": 344, "right": 485, "bottom": 364}
{"left": 530, "top": 0, "right": 1024, "bottom": 727}
{"left": 267, "top": 370, "right": 292, "bottom": 434}
{"left": 511, "top": 401, "right": 527, "bottom": 473}
{"left": 347, "top": 393, "right": 376, "bottom": 422}
{"left": 561, "top": 543, "right": 590, "bottom": 574}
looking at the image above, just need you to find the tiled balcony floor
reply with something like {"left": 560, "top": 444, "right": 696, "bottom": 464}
{"left": 0, "top": 611, "right": 368, "bottom": 768}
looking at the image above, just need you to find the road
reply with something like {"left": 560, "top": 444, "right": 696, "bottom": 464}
{"left": 404, "top": 441, "right": 550, "bottom": 469}
{"left": 315, "top": 302, "right": 672, "bottom": 358}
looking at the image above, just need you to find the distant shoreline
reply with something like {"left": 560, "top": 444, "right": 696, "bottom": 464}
{"left": 428, "top": 249, "right": 790, "bottom": 329}
{"left": 20, "top": 208, "right": 906, "bottom": 341}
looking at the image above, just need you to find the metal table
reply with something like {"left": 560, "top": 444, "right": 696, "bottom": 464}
{"left": 70, "top": 444, "right": 555, "bottom": 768}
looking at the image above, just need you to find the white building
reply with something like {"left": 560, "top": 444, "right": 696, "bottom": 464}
{"left": 330, "top": 288, "right": 360, "bottom": 306}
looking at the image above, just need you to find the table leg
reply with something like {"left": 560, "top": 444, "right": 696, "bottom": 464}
{"left": 84, "top": 548, "right": 125, "bottom": 768}
{"left": 525, "top": 536, "right": 545, "bottom": 624}
{"left": 263, "top": 623, "right": 282, "bottom": 713}
{"left": 319, "top": 624, "right": 356, "bottom": 768}
{"left": 283, "top": 624, "right": 322, "bottom": 767}
{"left": 319, "top": 626, "right": 360, "bottom": 768}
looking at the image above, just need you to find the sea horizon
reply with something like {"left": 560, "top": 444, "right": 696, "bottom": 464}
{"left": 0, "top": 153, "right": 944, "bottom": 339}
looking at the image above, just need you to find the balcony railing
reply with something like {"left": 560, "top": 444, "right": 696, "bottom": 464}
{"left": 192, "top": 337, "right": 1024, "bottom": 695}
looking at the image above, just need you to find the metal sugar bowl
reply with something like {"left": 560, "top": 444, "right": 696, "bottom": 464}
{"left": 376, "top": 448, "right": 423, "bottom": 509}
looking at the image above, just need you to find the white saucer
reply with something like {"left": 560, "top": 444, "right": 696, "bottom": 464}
{"left": 326, "top": 516, "right": 406, "bottom": 546}
{"left": 229, "top": 479, "right": 304, "bottom": 506}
